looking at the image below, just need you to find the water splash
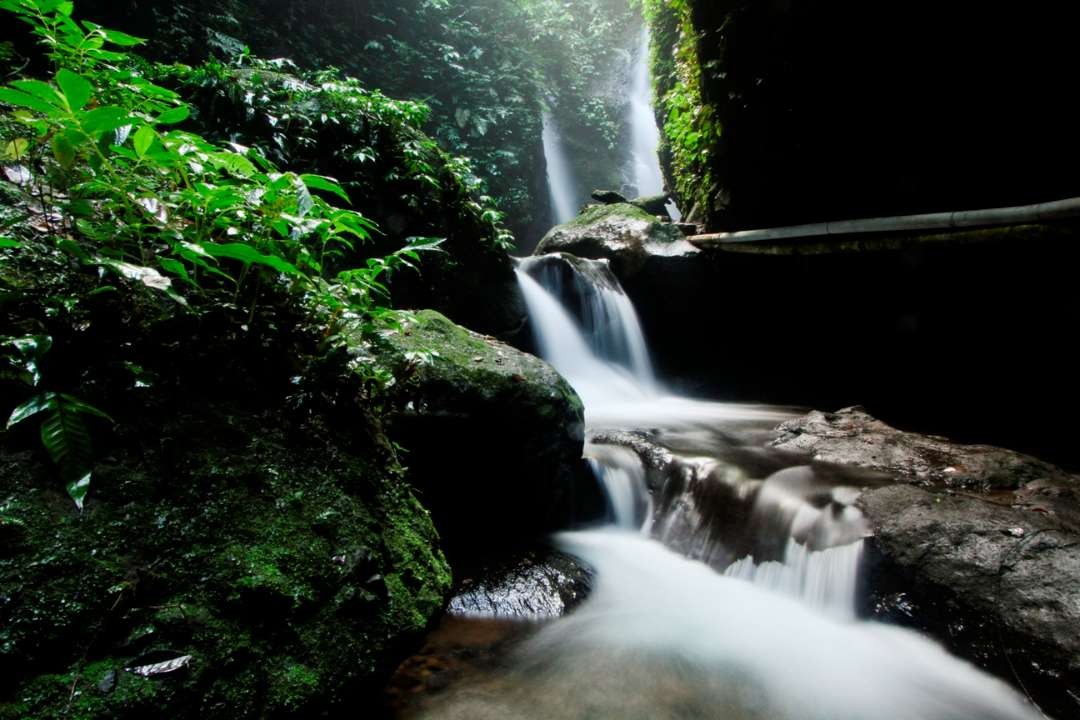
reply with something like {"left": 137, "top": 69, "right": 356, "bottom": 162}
{"left": 725, "top": 537, "right": 866, "bottom": 619}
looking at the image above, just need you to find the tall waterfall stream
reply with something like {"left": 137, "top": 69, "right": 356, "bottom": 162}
{"left": 392, "top": 28, "right": 1041, "bottom": 720}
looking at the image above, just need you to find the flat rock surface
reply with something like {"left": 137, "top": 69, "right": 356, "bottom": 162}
{"left": 772, "top": 406, "right": 1075, "bottom": 494}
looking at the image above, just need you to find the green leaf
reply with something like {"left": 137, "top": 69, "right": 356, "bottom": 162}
{"left": 51, "top": 130, "right": 78, "bottom": 168}
{"left": 199, "top": 242, "right": 301, "bottom": 277}
{"left": 132, "top": 125, "right": 155, "bottom": 157}
{"left": 66, "top": 472, "right": 91, "bottom": 511}
{"left": 155, "top": 105, "right": 190, "bottom": 125}
{"left": 0, "top": 138, "right": 29, "bottom": 162}
{"left": 82, "top": 22, "right": 145, "bottom": 47}
{"left": 0, "top": 237, "right": 19, "bottom": 249}
{"left": 56, "top": 69, "right": 93, "bottom": 111}
{"left": 57, "top": 393, "right": 114, "bottom": 423}
{"left": 300, "top": 174, "right": 351, "bottom": 204}
{"left": 9, "top": 80, "right": 63, "bottom": 109}
{"left": 0, "top": 87, "right": 59, "bottom": 115}
{"left": 80, "top": 106, "right": 130, "bottom": 134}
{"left": 7, "top": 392, "right": 57, "bottom": 429}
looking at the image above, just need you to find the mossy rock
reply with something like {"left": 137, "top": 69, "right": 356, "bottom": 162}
{"left": 0, "top": 408, "right": 451, "bottom": 719}
{"left": 0, "top": 243, "right": 452, "bottom": 718}
{"left": 365, "top": 310, "right": 600, "bottom": 562}
{"left": 535, "top": 203, "right": 686, "bottom": 278}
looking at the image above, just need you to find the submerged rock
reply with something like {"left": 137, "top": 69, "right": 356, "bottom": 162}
{"left": 447, "top": 549, "right": 592, "bottom": 620}
{"left": 371, "top": 310, "right": 602, "bottom": 560}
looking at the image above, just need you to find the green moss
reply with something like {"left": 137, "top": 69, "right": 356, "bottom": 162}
{"left": 565, "top": 202, "right": 657, "bottom": 228}
{"left": 0, "top": 407, "right": 452, "bottom": 718}
{"left": 643, "top": 0, "right": 723, "bottom": 223}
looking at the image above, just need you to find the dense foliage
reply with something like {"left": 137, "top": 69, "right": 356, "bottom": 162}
{"left": 53, "top": 0, "right": 645, "bottom": 245}
{"left": 0, "top": 0, "right": 452, "bottom": 505}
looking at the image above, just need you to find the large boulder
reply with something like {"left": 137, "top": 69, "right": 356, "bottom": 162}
{"left": 370, "top": 310, "right": 601, "bottom": 561}
{"left": 859, "top": 485, "right": 1080, "bottom": 717}
{"left": 534, "top": 203, "right": 692, "bottom": 279}
{"left": 770, "top": 407, "right": 1080, "bottom": 715}
{"left": 0, "top": 264, "right": 453, "bottom": 718}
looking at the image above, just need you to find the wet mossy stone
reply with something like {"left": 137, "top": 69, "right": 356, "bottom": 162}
{"left": 368, "top": 310, "right": 599, "bottom": 561}
{"left": 0, "top": 411, "right": 452, "bottom": 719}
{"left": 535, "top": 203, "right": 688, "bottom": 279}
{"left": 0, "top": 248, "right": 452, "bottom": 718}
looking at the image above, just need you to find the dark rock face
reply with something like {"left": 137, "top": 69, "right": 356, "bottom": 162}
{"left": 618, "top": 223, "right": 1080, "bottom": 469}
{"left": 371, "top": 310, "right": 603, "bottom": 561}
{"left": 630, "top": 194, "right": 672, "bottom": 217}
{"left": 591, "top": 189, "right": 629, "bottom": 204}
{"left": 859, "top": 485, "right": 1080, "bottom": 718}
{"left": 772, "top": 407, "right": 1074, "bottom": 492}
{"left": 669, "top": 1, "right": 1080, "bottom": 231}
{"left": 447, "top": 549, "right": 592, "bottom": 620}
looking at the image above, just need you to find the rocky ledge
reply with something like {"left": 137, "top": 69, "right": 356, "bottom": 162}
{"left": 775, "top": 407, "right": 1080, "bottom": 717}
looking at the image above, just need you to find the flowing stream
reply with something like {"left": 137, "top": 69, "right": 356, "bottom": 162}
{"left": 400, "top": 26, "right": 1040, "bottom": 720}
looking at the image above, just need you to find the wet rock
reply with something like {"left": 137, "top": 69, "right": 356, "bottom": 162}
{"left": 448, "top": 549, "right": 592, "bottom": 620}
{"left": 371, "top": 310, "right": 602, "bottom": 560}
{"left": 591, "top": 189, "right": 629, "bottom": 204}
{"left": 534, "top": 203, "right": 694, "bottom": 279}
{"left": 630, "top": 193, "right": 673, "bottom": 217}
{"left": 771, "top": 406, "right": 1075, "bottom": 492}
{"left": 859, "top": 484, "right": 1080, "bottom": 716}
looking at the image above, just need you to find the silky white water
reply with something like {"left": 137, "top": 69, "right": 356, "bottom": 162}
{"left": 464, "top": 257, "right": 1046, "bottom": 720}
{"left": 541, "top": 111, "right": 581, "bottom": 225}
{"left": 628, "top": 27, "right": 681, "bottom": 220}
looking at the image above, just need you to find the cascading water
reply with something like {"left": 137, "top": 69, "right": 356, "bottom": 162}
{"left": 541, "top": 111, "right": 581, "bottom": 225}
{"left": 628, "top": 27, "right": 681, "bottom": 220}
{"left": 441, "top": 257, "right": 1046, "bottom": 720}
{"left": 628, "top": 27, "right": 665, "bottom": 199}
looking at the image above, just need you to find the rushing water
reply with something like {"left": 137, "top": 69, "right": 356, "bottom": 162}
{"left": 541, "top": 111, "right": 581, "bottom": 225}
{"left": 400, "top": 29, "right": 1041, "bottom": 719}
{"left": 405, "top": 258, "right": 1043, "bottom": 719}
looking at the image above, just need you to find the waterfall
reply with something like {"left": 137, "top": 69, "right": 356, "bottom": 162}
{"left": 542, "top": 111, "right": 581, "bottom": 225}
{"left": 517, "top": 259, "right": 867, "bottom": 618}
{"left": 628, "top": 28, "right": 665, "bottom": 199}
{"left": 628, "top": 28, "right": 682, "bottom": 220}
{"left": 519, "top": 256, "right": 654, "bottom": 383}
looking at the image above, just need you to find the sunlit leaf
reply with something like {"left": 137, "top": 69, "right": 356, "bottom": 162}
{"left": 133, "top": 125, "right": 155, "bottom": 157}
{"left": 300, "top": 174, "right": 351, "bottom": 204}
{"left": 66, "top": 472, "right": 91, "bottom": 511}
{"left": 56, "top": 69, "right": 93, "bottom": 111}
{"left": 7, "top": 392, "right": 57, "bottom": 429}
{"left": 199, "top": 242, "right": 301, "bottom": 276}
{"left": 155, "top": 105, "right": 190, "bottom": 125}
